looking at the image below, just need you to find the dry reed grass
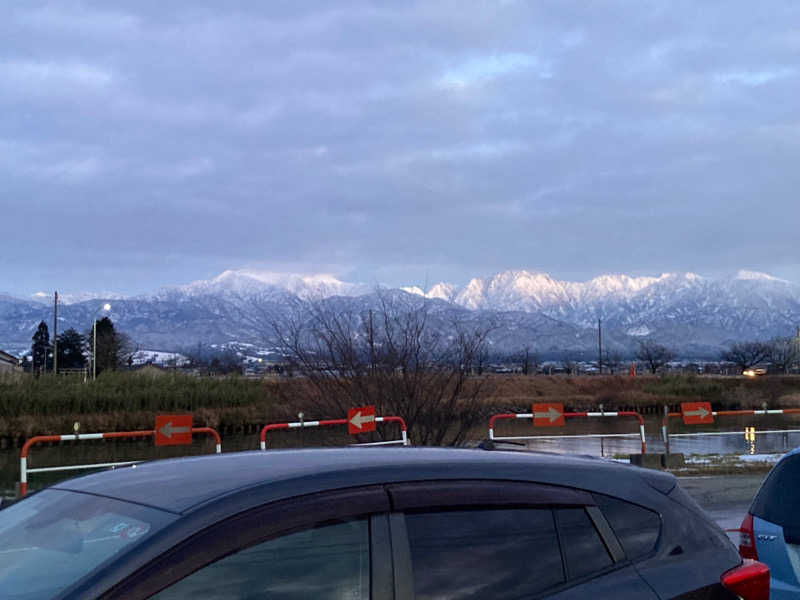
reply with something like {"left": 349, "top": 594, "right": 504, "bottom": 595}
{"left": 1, "top": 372, "right": 800, "bottom": 441}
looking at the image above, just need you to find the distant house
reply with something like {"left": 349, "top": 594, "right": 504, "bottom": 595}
{"left": 0, "top": 350, "right": 21, "bottom": 374}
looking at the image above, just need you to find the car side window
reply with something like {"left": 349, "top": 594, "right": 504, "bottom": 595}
{"left": 593, "top": 493, "right": 661, "bottom": 560}
{"left": 554, "top": 507, "right": 614, "bottom": 580}
{"left": 404, "top": 508, "right": 565, "bottom": 599}
{"left": 150, "top": 519, "right": 370, "bottom": 600}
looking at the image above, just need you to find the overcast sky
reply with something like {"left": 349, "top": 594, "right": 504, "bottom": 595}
{"left": 2, "top": 1, "right": 800, "bottom": 296}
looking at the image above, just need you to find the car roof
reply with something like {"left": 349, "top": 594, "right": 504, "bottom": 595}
{"left": 53, "top": 447, "right": 675, "bottom": 515}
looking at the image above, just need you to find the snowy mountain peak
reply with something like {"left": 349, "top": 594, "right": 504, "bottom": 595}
{"left": 179, "top": 269, "right": 364, "bottom": 299}
{"left": 427, "top": 282, "right": 458, "bottom": 302}
{"left": 31, "top": 291, "right": 124, "bottom": 305}
{"left": 401, "top": 286, "right": 426, "bottom": 297}
{"left": 735, "top": 270, "right": 788, "bottom": 283}
{"left": 456, "top": 277, "right": 489, "bottom": 310}
{"left": 403, "top": 282, "right": 461, "bottom": 302}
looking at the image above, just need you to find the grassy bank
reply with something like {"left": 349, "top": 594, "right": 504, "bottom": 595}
{"left": 1, "top": 372, "right": 800, "bottom": 444}
{"left": 490, "top": 374, "right": 800, "bottom": 413}
{"left": 0, "top": 371, "right": 285, "bottom": 442}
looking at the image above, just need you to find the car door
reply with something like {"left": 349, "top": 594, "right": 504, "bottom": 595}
{"left": 86, "top": 485, "right": 393, "bottom": 600}
{"left": 750, "top": 453, "right": 800, "bottom": 599}
{"left": 385, "top": 480, "right": 659, "bottom": 599}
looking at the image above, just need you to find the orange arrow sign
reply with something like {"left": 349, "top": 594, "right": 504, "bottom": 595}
{"left": 681, "top": 402, "right": 714, "bottom": 425}
{"left": 155, "top": 414, "right": 192, "bottom": 446}
{"left": 533, "top": 403, "right": 565, "bottom": 427}
{"left": 347, "top": 405, "right": 377, "bottom": 435}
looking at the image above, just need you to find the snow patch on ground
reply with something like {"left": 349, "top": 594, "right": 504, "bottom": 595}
{"left": 737, "top": 453, "right": 785, "bottom": 463}
{"left": 682, "top": 453, "right": 785, "bottom": 466}
{"left": 132, "top": 350, "right": 189, "bottom": 367}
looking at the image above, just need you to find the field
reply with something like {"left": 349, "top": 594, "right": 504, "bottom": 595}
{"left": 1, "top": 371, "right": 799, "bottom": 445}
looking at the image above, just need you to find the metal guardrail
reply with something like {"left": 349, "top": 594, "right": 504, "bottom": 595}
{"left": 20, "top": 427, "right": 222, "bottom": 496}
{"left": 260, "top": 416, "right": 409, "bottom": 450}
{"left": 489, "top": 411, "right": 647, "bottom": 454}
{"left": 661, "top": 408, "right": 800, "bottom": 455}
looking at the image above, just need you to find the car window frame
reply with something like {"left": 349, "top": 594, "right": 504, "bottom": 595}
{"left": 90, "top": 485, "right": 392, "bottom": 600}
{"left": 386, "top": 480, "right": 628, "bottom": 599}
{"left": 553, "top": 506, "right": 619, "bottom": 582}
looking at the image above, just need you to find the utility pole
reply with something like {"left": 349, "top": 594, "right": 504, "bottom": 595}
{"left": 597, "top": 318, "right": 602, "bottom": 375}
{"left": 93, "top": 319, "right": 97, "bottom": 380}
{"left": 53, "top": 291, "right": 58, "bottom": 375}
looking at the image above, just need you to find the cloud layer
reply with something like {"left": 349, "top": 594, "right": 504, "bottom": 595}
{"left": 2, "top": 1, "right": 800, "bottom": 294}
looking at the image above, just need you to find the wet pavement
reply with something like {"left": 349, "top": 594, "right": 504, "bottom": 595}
{"left": 677, "top": 473, "right": 768, "bottom": 535}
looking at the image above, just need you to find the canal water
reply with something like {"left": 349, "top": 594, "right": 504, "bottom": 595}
{"left": 3, "top": 413, "right": 799, "bottom": 497}
{"left": 515, "top": 430, "right": 800, "bottom": 457}
{"left": 498, "top": 413, "right": 800, "bottom": 457}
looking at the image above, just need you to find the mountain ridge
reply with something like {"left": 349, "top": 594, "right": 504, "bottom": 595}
{"left": 2, "top": 268, "right": 798, "bottom": 358}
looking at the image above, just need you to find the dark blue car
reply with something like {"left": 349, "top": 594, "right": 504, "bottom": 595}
{"left": 0, "top": 447, "right": 769, "bottom": 599}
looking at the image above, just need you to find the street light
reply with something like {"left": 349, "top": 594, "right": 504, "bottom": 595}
{"left": 92, "top": 303, "right": 111, "bottom": 380}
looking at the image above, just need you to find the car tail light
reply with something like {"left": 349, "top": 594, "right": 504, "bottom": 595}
{"left": 737, "top": 513, "right": 758, "bottom": 560}
{"left": 721, "top": 560, "right": 770, "bottom": 600}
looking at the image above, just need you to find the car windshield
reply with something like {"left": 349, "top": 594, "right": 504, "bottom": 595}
{"left": 0, "top": 489, "right": 176, "bottom": 599}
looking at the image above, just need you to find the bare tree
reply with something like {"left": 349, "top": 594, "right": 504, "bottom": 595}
{"left": 603, "top": 350, "right": 623, "bottom": 374}
{"left": 721, "top": 341, "right": 770, "bottom": 372}
{"left": 474, "top": 343, "right": 490, "bottom": 375}
{"left": 560, "top": 353, "right": 578, "bottom": 375}
{"left": 636, "top": 340, "right": 675, "bottom": 374}
{"left": 519, "top": 346, "right": 538, "bottom": 375}
{"left": 182, "top": 344, "right": 242, "bottom": 375}
{"left": 116, "top": 332, "right": 138, "bottom": 369}
{"left": 767, "top": 337, "right": 800, "bottom": 374}
{"left": 268, "top": 291, "right": 497, "bottom": 446}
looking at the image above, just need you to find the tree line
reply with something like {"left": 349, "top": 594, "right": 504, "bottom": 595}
{"left": 488, "top": 336, "right": 800, "bottom": 376}
{"left": 633, "top": 337, "right": 799, "bottom": 374}
{"left": 29, "top": 317, "right": 134, "bottom": 376}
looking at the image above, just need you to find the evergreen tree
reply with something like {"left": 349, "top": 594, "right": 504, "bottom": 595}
{"left": 31, "top": 321, "right": 52, "bottom": 375}
{"left": 86, "top": 317, "right": 134, "bottom": 375}
{"left": 57, "top": 328, "right": 87, "bottom": 370}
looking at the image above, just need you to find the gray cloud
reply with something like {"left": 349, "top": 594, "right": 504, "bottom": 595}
{"left": 2, "top": 0, "right": 800, "bottom": 295}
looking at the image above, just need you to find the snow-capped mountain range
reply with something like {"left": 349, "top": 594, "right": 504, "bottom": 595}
{"left": 2, "top": 268, "right": 799, "bottom": 358}
{"left": 169, "top": 270, "right": 368, "bottom": 300}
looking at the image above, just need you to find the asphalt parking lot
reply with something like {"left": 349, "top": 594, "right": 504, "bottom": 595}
{"left": 678, "top": 473, "right": 768, "bottom": 534}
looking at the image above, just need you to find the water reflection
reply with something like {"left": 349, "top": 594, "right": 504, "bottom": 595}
{"left": 520, "top": 429, "right": 800, "bottom": 458}
{"left": 745, "top": 427, "right": 756, "bottom": 455}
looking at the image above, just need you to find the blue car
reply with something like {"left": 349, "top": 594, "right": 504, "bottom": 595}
{"left": 739, "top": 446, "right": 800, "bottom": 598}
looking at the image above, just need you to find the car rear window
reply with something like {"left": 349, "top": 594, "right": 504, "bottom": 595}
{"left": 0, "top": 488, "right": 176, "bottom": 600}
{"left": 405, "top": 508, "right": 565, "bottom": 599}
{"left": 593, "top": 493, "right": 661, "bottom": 560}
{"left": 751, "top": 453, "right": 800, "bottom": 528}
